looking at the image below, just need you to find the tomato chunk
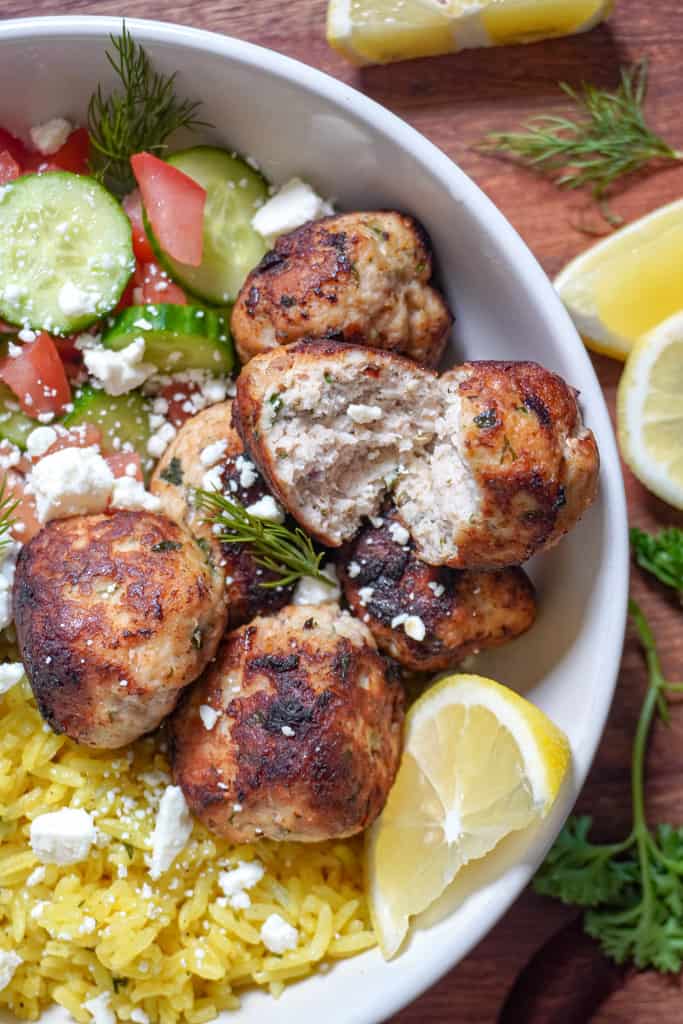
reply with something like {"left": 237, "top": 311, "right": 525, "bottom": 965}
{"left": 123, "top": 190, "right": 155, "bottom": 263}
{"left": 0, "top": 128, "right": 30, "bottom": 167}
{"left": 131, "top": 152, "right": 205, "bottom": 267}
{"left": 137, "top": 261, "right": 188, "bottom": 305}
{"left": 4, "top": 473, "right": 41, "bottom": 543}
{"left": 0, "top": 151, "right": 20, "bottom": 185}
{"left": 105, "top": 452, "right": 144, "bottom": 481}
{"left": 51, "top": 127, "right": 90, "bottom": 174}
{"left": 0, "top": 333, "right": 71, "bottom": 417}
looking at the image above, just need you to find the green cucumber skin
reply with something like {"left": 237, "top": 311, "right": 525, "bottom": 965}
{"left": 0, "top": 383, "right": 35, "bottom": 450}
{"left": 102, "top": 304, "right": 235, "bottom": 374}
{"left": 63, "top": 385, "right": 152, "bottom": 462}
{"left": 0, "top": 172, "right": 134, "bottom": 335}
{"left": 143, "top": 146, "right": 269, "bottom": 304}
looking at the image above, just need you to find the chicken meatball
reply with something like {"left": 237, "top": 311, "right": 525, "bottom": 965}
{"left": 231, "top": 211, "right": 453, "bottom": 367}
{"left": 171, "top": 603, "right": 405, "bottom": 842}
{"left": 151, "top": 401, "right": 293, "bottom": 627}
{"left": 14, "top": 511, "right": 227, "bottom": 748}
{"left": 338, "top": 509, "right": 536, "bottom": 671}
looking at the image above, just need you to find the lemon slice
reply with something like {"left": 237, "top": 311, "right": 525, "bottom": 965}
{"left": 327, "top": 0, "right": 610, "bottom": 65}
{"left": 617, "top": 311, "right": 683, "bottom": 509}
{"left": 555, "top": 198, "right": 683, "bottom": 361}
{"left": 366, "top": 673, "right": 570, "bottom": 958}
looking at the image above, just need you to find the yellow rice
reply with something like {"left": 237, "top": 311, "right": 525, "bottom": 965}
{"left": 0, "top": 678, "right": 376, "bottom": 1022}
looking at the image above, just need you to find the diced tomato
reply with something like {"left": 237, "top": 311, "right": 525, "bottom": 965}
{"left": 0, "top": 333, "right": 71, "bottom": 417}
{"left": 138, "top": 261, "right": 187, "bottom": 306}
{"left": 160, "top": 381, "right": 200, "bottom": 429}
{"left": 123, "top": 190, "right": 155, "bottom": 263}
{"left": 105, "top": 452, "right": 144, "bottom": 481}
{"left": 0, "top": 128, "right": 30, "bottom": 167}
{"left": 114, "top": 274, "right": 137, "bottom": 313}
{"left": 51, "top": 127, "right": 89, "bottom": 174}
{"left": 40, "top": 424, "right": 102, "bottom": 457}
{"left": 0, "top": 151, "right": 20, "bottom": 185}
{"left": 130, "top": 152, "right": 205, "bottom": 267}
{"left": 5, "top": 473, "right": 41, "bottom": 543}
{"left": 0, "top": 320, "right": 16, "bottom": 335}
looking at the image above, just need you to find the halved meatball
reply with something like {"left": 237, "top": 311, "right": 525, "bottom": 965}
{"left": 231, "top": 211, "right": 453, "bottom": 366}
{"left": 338, "top": 509, "right": 536, "bottom": 671}
{"left": 14, "top": 511, "right": 227, "bottom": 748}
{"left": 150, "top": 400, "right": 293, "bottom": 627}
{"left": 171, "top": 603, "right": 405, "bottom": 842}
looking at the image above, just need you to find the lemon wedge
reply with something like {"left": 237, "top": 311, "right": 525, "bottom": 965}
{"left": 366, "top": 673, "right": 570, "bottom": 958}
{"left": 617, "top": 311, "right": 683, "bottom": 509}
{"left": 555, "top": 198, "right": 683, "bottom": 361}
{"left": 327, "top": 0, "right": 611, "bottom": 65}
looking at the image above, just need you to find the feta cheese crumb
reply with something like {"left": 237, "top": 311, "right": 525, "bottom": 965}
{"left": 202, "top": 464, "right": 223, "bottom": 492}
{"left": 251, "top": 178, "right": 333, "bottom": 245}
{"left": 358, "top": 586, "right": 374, "bottom": 607}
{"left": 30, "top": 447, "right": 114, "bottom": 522}
{"left": 347, "top": 403, "right": 383, "bottom": 425}
{"left": 0, "top": 662, "right": 24, "bottom": 694}
{"left": 30, "top": 117, "right": 72, "bottom": 155}
{"left": 427, "top": 580, "right": 445, "bottom": 598}
{"left": 26, "top": 426, "right": 57, "bottom": 459}
{"left": 110, "top": 476, "right": 161, "bottom": 513}
{"left": 147, "top": 421, "right": 176, "bottom": 460}
{"left": 149, "top": 785, "right": 193, "bottom": 880}
{"left": 391, "top": 613, "right": 426, "bottom": 641}
{"left": 260, "top": 913, "right": 299, "bottom": 954}
{"left": 388, "top": 521, "right": 410, "bottom": 546}
{"left": 218, "top": 860, "right": 264, "bottom": 909}
{"left": 292, "top": 564, "right": 340, "bottom": 606}
{"left": 281, "top": 725, "right": 295, "bottom": 737}
{"left": 199, "top": 704, "right": 219, "bottom": 731}
{"left": 57, "top": 280, "right": 97, "bottom": 318}
{"left": 84, "top": 339, "right": 156, "bottom": 396}
{"left": 30, "top": 808, "right": 97, "bottom": 865}
{"left": 199, "top": 439, "right": 228, "bottom": 467}
{"left": 235, "top": 455, "right": 258, "bottom": 489}
{"left": 245, "top": 495, "right": 285, "bottom": 523}
{"left": 83, "top": 990, "right": 115, "bottom": 1024}
{"left": 347, "top": 561, "right": 361, "bottom": 579}
{"left": 0, "top": 950, "right": 22, "bottom": 991}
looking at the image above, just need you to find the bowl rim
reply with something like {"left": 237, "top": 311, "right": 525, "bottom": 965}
{"left": 0, "top": 15, "right": 630, "bottom": 1022}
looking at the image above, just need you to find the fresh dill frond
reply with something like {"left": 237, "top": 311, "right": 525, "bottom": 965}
{"left": 194, "top": 489, "right": 334, "bottom": 590}
{"left": 482, "top": 62, "right": 682, "bottom": 223}
{"left": 88, "top": 23, "right": 207, "bottom": 195}
{"left": 0, "top": 477, "right": 18, "bottom": 555}
{"left": 631, "top": 526, "right": 683, "bottom": 602}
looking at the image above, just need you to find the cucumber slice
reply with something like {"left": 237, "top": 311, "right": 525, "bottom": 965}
{"left": 102, "top": 304, "right": 235, "bottom": 374}
{"left": 0, "top": 172, "right": 134, "bottom": 335}
{"left": 145, "top": 147, "right": 269, "bottom": 304}
{"left": 64, "top": 386, "right": 151, "bottom": 461}
{"left": 0, "top": 382, "right": 36, "bottom": 450}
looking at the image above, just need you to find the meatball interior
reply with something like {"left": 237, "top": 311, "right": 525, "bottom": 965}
{"left": 171, "top": 603, "right": 405, "bottom": 842}
{"left": 14, "top": 511, "right": 227, "bottom": 749}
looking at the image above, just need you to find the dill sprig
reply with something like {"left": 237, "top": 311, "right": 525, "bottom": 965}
{"left": 195, "top": 489, "right": 334, "bottom": 590}
{"left": 88, "top": 23, "right": 207, "bottom": 195}
{"left": 482, "top": 62, "right": 682, "bottom": 222}
{"left": 0, "top": 477, "right": 18, "bottom": 554}
{"left": 631, "top": 526, "right": 683, "bottom": 603}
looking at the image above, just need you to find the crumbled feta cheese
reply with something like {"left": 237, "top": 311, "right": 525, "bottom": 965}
{"left": 149, "top": 786, "right": 193, "bottom": 880}
{"left": 0, "top": 662, "right": 24, "bottom": 694}
{"left": 26, "top": 426, "right": 57, "bottom": 458}
{"left": 83, "top": 990, "right": 115, "bottom": 1024}
{"left": 200, "top": 439, "right": 228, "bottom": 468}
{"left": 30, "top": 808, "right": 97, "bottom": 865}
{"left": 0, "top": 950, "right": 22, "bottom": 991}
{"left": 260, "top": 913, "right": 299, "bottom": 954}
{"left": 202, "top": 464, "right": 223, "bottom": 492}
{"left": 388, "top": 521, "right": 410, "bottom": 546}
{"left": 199, "top": 704, "right": 219, "bottom": 731}
{"left": 110, "top": 476, "right": 161, "bottom": 513}
{"left": 281, "top": 725, "right": 295, "bottom": 737}
{"left": 30, "top": 117, "right": 72, "bottom": 155}
{"left": 147, "top": 421, "right": 176, "bottom": 460}
{"left": 218, "top": 860, "right": 264, "bottom": 909}
{"left": 235, "top": 455, "right": 258, "bottom": 489}
{"left": 30, "top": 447, "right": 114, "bottom": 522}
{"left": 347, "top": 404, "right": 383, "bottom": 425}
{"left": 251, "top": 178, "right": 333, "bottom": 244}
{"left": 347, "top": 561, "right": 361, "bottom": 579}
{"left": 391, "top": 613, "right": 426, "bottom": 641}
{"left": 293, "top": 564, "right": 340, "bottom": 606}
{"left": 57, "top": 280, "right": 97, "bottom": 318}
{"left": 84, "top": 339, "right": 156, "bottom": 396}
{"left": 245, "top": 495, "right": 285, "bottom": 523}
{"left": 17, "top": 328, "right": 36, "bottom": 342}
{"left": 427, "top": 580, "right": 445, "bottom": 598}
{"left": 358, "top": 586, "right": 375, "bottom": 606}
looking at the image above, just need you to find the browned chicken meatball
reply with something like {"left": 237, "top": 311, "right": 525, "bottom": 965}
{"left": 338, "top": 508, "right": 536, "bottom": 671}
{"left": 151, "top": 401, "right": 293, "bottom": 627}
{"left": 231, "top": 211, "right": 453, "bottom": 366}
{"left": 171, "top": 603, "right": 404, "bottom": 842}
{"left": 14, "top": 511, "right": 227, "bottom": 748}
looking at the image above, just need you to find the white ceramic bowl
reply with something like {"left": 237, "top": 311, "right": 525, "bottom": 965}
{"left": 0, "top": 16, "right": 628, "bottom": 1024}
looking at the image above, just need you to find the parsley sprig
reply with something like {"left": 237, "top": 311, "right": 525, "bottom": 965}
{"left": 534, "top": 600, "right": 683, "bottom": 971}
{"left": 631, "top": 527, "right": 683, "bottom": 603}
{"left": 194, "top": 489, "right": 334, "bottom": 590}
{"left": 88, "top": 24, "right": 207, "bottom": 195}
{"left": 482, "top": 62, "right": 681, "bottom": 223}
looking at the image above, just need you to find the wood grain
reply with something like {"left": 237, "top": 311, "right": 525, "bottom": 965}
{"left": 3, "top": 1, "right": 683, "bottom": 1020}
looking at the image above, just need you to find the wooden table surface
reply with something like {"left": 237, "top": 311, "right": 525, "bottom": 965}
{"left": 5, "top": 0, "right": 683, "bottom": 1019}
